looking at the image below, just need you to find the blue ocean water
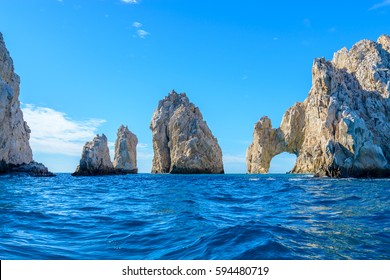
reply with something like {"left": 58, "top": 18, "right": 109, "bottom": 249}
{"left": 0, "top": 174, "right": 389, "bottom": 260}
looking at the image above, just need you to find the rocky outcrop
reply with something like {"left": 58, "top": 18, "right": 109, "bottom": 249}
{"left": 72, "top": 134, "right": 120, "bottom": 176}
{"left": 150, "top": 90, "right": 224, "bottom": 174}
{"left": 113, "top": 125, "right": 138, "bottom": 174}
{"left": 1, "top": 161, "right": 53, "bottom": 177}
{"left": 247, "top": 35, "right": 390, "bottom": 178}
{"left": 0, "top": 32, "right": 53, "bottom": 177}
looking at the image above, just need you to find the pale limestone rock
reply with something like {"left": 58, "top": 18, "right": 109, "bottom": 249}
{"left": 151, "top": 90, "right": 224, "bottom": 174}
{"left": 247, "top": 35, "right": 390, "bottom": 178}
{"left": 246, "top": 117, "right": 285, "bottom": 174}
{"left": 0, "top": 32, "right": 53, "bottom": 176}
{"left": 113, "top": 125, "right": 138, "bottom": 173}
{"left": 0, "top": 32, "right": 32, "bottom": 165}
{"left": 72, "top": 134, "right": 117, "bottom": 176}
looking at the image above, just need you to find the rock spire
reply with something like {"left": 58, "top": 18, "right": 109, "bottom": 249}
{"left": 113, "top": 125, "right": 138, "bottom": 174}
{"left": 150, "top": 90, "right": 224, "bottom": 174}
{"left": 72, "top": 134, "right": 117, "bottom": 176}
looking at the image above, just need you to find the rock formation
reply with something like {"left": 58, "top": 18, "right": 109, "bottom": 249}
{"left": 0, "top": 32, "right": 53, "bottom": 176}
{"left": 150, "top": 90, "right": 224, "bottom": 174}
{"left": 72, "top": 134, "right": 119, "bottom": 176}
{"left": 113, "top": 125, "right": 138, "bottom": 173}
{"left": 247, "top": 35, "right": 390, "bottom": 178}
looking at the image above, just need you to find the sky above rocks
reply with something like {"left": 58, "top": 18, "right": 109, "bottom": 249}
{"left": 0, "top": 0, "right": 389, "bottom": 173}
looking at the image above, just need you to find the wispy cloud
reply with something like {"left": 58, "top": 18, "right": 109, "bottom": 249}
{"left": 132, "top": 21, "right": 150, "bottom": 39}
{"left": 121, "top": 0, "right": 138, "bottom": 4}
{"left": 369, "top": 0, "right": 390, "bottom": 10}
{"left": 136, "top": 29, "right": 150, "bottom": 39}
{"left": 138, "top": 149, "right": 154, "bottom": 160}
{"left": 22, "top": 104, "right": 106, "bottom": 156}
{"left": 132, "top": 21, "right": 142, "bottom": 28}
{"left": 223, "top": 154, "right": 246, "bottom": 164}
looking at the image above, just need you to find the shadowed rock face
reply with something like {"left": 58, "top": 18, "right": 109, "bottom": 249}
{"left": 150, "top": 90, "right": 224, "bottom": 174}
{"left": 247, "top": 35, "right": 390, "bottom": 178}
{"left": 72, "top": 134, "right": 118, "bottom": 176}
{"left": 113, "top": 125, "right": 138, "bottom": 174}
{"left": 0, "top": 32, "right": 53, "bottom": 176}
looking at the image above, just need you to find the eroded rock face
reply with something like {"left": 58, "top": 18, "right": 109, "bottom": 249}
{"left": 0, "top": 32, "right": 53, "bottom": 176}
{"left": 151, "top": 90, "right": 224, "bottom": 174}
{"left": 113, "top": 125, "right": 138, "bottom": 174}
{"left": 247, "top": 35, "right": 390, "bottom": 178}
{"left": 72, "top": 134, "right": 117, "bottom": 176}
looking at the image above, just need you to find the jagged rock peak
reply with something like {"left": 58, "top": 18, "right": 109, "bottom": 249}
{"left": 72, "top": 134, "right": 118, "bottom": 176}
{"left": 0, "top": 32, "right": 53, "bottom": 176}
{"left": 113, "top": 125, "right": 138, "bottom": 174}
{"left": 378, "top": 34, "right": 390, "bottom": 52}
{"left": 247, "top": 35, "right": 390, "bottom": 178}
{"left": 150, "top": 90, "right": 224, "bottom": 174}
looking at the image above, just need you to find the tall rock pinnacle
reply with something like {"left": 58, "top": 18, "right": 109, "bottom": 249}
{"left": 113, "top": 125, "right": 138, "bottom": 174}
{"left": 150, "top": 90, "right": 224, "bottom": 174}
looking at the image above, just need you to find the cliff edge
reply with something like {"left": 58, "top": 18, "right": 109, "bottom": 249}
{"left": 0, "top": 32, "right": 53, "bottom": 176}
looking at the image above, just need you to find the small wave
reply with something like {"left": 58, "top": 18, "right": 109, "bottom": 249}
{"left": 234, "top": 240, "right": 295, "bottom": 259}
{"left": 0, "top": 173, "right": 389, "bottom": 260}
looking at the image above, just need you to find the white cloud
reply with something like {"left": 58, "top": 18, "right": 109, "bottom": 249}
{"left": 121, "top": 0, "right": 138, "bottom": 4}
{"left": 132, "top": 21, "right": 142, "bottom": 28}
{"left": 137, "top": 143, "right": 154, "bottom": 160}
{"left": 22, "top": 104, "right": 106, "bottom": 156}
{"left": 136, "top": 29, "right": 150, "bottom": 39}
{"left": 138, "top": 143, "right": 148, "bottom": 148}
{"left": 369, "top": 0, "right": 390, "bottom": 10}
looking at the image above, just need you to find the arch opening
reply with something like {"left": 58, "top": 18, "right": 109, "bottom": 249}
{"left": 268, "top": 152, "right": 297, "bottom": 174}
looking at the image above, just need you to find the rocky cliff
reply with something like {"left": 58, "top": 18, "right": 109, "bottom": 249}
{"left": 113, "top": 125, "right": 138, "bottom": 174}
{"left": 72, "top": 134, "right": 118, "bottom": 176}
{"left": 150, "top": 90, "right": 224, "bottom": 174}
{"left": 247, "top": 35, "right": 390, "bottom": 178}
{"left": 0, "top": 32, "right": 53, "bottom": 176}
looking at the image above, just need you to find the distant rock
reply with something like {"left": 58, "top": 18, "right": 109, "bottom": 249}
{"left": 113, "top": 125, "right": 138, "bottom": 174}
{"left": 0, "top": 32, "right": 53, "bottom": 177}
{"left": 247, "top": 35, "right": 390, "bottom": 178}
{"left": 150, "top": 90, "right": 224, "bottom": 174}
{"left": 72, "top": 134, "right": 120, "bottom": 176}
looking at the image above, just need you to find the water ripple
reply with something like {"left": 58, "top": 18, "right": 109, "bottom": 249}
{"left": 0, "top": 174, "right": 389, "bottom": 259}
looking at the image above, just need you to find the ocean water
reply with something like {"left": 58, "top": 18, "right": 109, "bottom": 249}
{"left": 0, "top": 174, "right": 389, "bottom": 260}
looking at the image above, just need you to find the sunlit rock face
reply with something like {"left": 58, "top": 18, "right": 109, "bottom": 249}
{"left": 113, "top": 125, "right": 138, "bottom": 174}
{"left": 247, "top": 35, "right": 390, "bottom": 178}
{"left": 72, "top": 134, "right": 117, "bottom": 176}
{"left": 0, "top": 32, "right": 53, "bottom": 176}
{"left": 151, "top": 90, "right": 224, "bottom": 174}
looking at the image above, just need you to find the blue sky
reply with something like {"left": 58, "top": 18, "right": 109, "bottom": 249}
{"left": 0, "top": 0, "right": 389, "bottom": 173}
